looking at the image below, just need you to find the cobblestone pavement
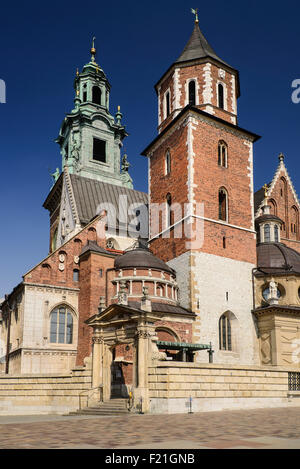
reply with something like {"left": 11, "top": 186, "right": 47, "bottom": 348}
{"left": 0, "top": 407, "right": 300, "bottom": 449}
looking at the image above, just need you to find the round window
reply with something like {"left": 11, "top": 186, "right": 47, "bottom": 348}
{"left": 262, "top": 287, "right": 281, "bottom": 301}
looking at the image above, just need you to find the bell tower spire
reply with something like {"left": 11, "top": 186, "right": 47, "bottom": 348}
{"left": 55, "top": 38, "right": 133, "bottom": 188}
{"left": 155, "top": 15, "right": 240, "bottom": 132}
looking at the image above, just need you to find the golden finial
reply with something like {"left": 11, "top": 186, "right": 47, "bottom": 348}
{"left": 117, "top": 105, "right": 121, "bottom": 112}
{"left": 90, "top": 36, "right": 96, "bottom": 62}
{"left": 76, "top": 68, "right": 79, "bottom": 77}
{"left": 263, "top": 184, "right": 269, "bottom": 198}
{"left": 191, "top": 8, "right": 199, "bottom": 23}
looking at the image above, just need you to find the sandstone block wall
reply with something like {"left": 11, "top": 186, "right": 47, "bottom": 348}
{"left": 0, "top": 368, "right": 92, "bottom": 415}
{"left": 148, "top": 362, "right": 299, "bottom": 413}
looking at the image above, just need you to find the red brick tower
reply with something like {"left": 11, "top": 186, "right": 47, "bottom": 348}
{"left": 142, "top": 17, "right": 261, "bottom": 365}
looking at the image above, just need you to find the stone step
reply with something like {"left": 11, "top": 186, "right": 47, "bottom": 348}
{"left": 68, "top": 398, "right": 129, "bottom": 416}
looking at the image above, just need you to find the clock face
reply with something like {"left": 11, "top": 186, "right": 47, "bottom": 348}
{"left": 74, "top": 256, "right": 79, "bottom": 264}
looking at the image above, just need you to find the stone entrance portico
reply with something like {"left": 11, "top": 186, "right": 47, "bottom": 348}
{"left": 86, "top": 292, "right": 196, "bottom": 412}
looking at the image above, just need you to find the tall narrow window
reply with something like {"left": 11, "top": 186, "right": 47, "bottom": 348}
{"left": 274, "top": 225, "right": 279, "bottom": 242}
{"left": 165, "top": 91, "right": 170, "bottom": 117}
{"left": 264, "top": 224, "right": 271, "bottom": 242}
{"left": 93, "top": 138, "right": 106, "bottom": 163}
{"left": 218, "top": 141, "right": 227, "bottom": 167}
{"left": 65, "top": 144, "right": 69, "bottom": 160}
{"left": 73, "top": 269, "right": 79, "bottom": 282}
{"left": 219, "top": 314, "right": 232, "bottom": 351}
{"left": 92, "top": 86, "right": 101, "bottom": 105}
{"left": 223, "top": 236, "right": 226, "bottom": 249}
{"left": 83, "top": 84, "right": 87, "bottom": 102}
{"left": 50, "top": 306, "right": 73, "bottom": 344}
{"left": 165, "top": 150, "right": 171, "bottom": 175}
{"left": 218, "top": 188, "right": 228, "bottom": 222}
{"left": 218, "top": 83, "right": 224, "bottom": 109}
{"left": 166, "top": 193, "right": 172, "bottom": 227}
{"left": 188, "top": 80, "right": 196, "bottom": 105}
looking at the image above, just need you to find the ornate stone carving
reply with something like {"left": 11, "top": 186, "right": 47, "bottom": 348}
{"left": 261, "top": 333, "right": 272, "bottom": 364}
{"left": 92, "top": 336, "right": 104, "bottom": 344}
{"left": 136, "top": 330, "right": 152, "bottom": 339}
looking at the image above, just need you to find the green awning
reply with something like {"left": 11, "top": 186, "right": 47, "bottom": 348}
{"left": 157, "top": 341, "right": 211, "bottom": 351}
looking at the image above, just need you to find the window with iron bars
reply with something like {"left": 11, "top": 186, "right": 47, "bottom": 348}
{"left": 288, "top": 372, "right": 300, "bottom": 391}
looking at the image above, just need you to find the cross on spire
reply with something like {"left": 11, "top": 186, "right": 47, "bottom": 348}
{"left": 263, "top": 184, "right": 269, "bottom": 197}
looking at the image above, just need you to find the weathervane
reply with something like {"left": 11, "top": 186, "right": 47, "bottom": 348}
{"left": 191, "top": 8, "right": 199, "bottom": 23}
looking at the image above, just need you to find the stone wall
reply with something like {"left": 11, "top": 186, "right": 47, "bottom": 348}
{"left": 148, "top": 362, "right": 299, "bottom": 414}
{"left": 0, "top": 368, "right": 91, "bottom": 415}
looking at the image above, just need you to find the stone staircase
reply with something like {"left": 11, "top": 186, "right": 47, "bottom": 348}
{"left": 69, "top": 398, "right": 130, "bottom": 416}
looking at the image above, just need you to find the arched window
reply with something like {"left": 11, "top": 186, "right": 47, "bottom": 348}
{"left": 166, "top": 193, "right": 172, "bottom": 227}
{"left": 92, "top": 86, "right": 101, "bottom": 105}
{"left": 219, "top": 314, "right": 232, "bottom": 351}
{"left": 274, "top": 225, "right": 279, "bottom": 242}
{"left": 165, "top": 150, "right": 171, "bottom": 175}
{"left": 218, "top": 141, "right": 227, "bottom": 167}
{"left": 269, "top": 199, "right": 277, "bottom": 216}
{"left": 188, "top": 80, "right": 196, "bottom": 105}
{"left": 218, "top": 83, "right": 224, "bottom": 109}
{"left": 42, "top": 263, "right": 51, "bottom": 280}
{"left": 82, "top": 83, "right": 87, "bottom": 102}
{"left": 50, "top": 306, "right": 73, "bottom": 344}
{"left": 51, "top": 228, "right": 58, "bottom": 252}
{"left": 218, "top": 188, "right": 228, "bottom": 221}
{"left": 264, "top": 224, "right": 271, "bottom": 242}
{"left": 165, "top": 91, "right": 170, "bottom": 117}
{"left": 73, "top": 269, "right": 79, "bottom": 282}
{"left": 291, "top": 206, "right": 299, "bottom": 237}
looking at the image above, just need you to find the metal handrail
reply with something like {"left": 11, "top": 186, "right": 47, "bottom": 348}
{"left": 79, "top": 385, "right": 103, "bottom": 410}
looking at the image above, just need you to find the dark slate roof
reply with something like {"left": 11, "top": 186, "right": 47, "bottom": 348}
{"left": 176, "top": 22, "right": 230, "bottom": 68}
{"left": 128, "top": 301, "right": 195, "bottom": 317}
{"left": 70, "top": 174, "right": 148, "bottom": 236}
{"left": 142, "top": 105, "right": 260, "bottom": 156}
{"left": 80, "top": 240, "right": 113, "bottom": 256}
{"left": 114, "top": 246, "right": 175, "bottom": 274}
{"left": 255, "top": 214, "right": 283, "bottom": 225}
{"left": 254, "top": 187, "right": 265, "bottom": 215}
{"left": 257, "top": 242, "right": 300, "bottom": 274}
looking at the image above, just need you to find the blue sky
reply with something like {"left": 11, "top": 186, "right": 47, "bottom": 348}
{"left": 0, "top": 0, "right": 300, "bottom": 298}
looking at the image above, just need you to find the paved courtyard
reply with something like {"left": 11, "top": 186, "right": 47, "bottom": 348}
{"left": 0, "top": 406, "right": 300, "bottom": 449}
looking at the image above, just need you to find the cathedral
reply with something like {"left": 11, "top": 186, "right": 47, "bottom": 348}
{"left": 1, "top": 15, "right": 300, "bottom": 415}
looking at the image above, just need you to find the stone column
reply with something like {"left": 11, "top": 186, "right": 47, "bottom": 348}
{"left": 134, "top": 312, "right": 157, "bottom": 413}
{"left": 91, "top": 328, "right": 104, "bottom": 400}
